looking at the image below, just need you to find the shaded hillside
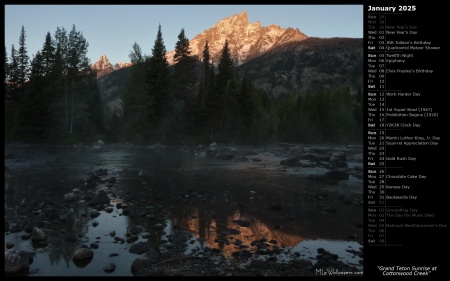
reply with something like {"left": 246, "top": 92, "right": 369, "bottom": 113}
{"left": 98, "top": 59, "right": 204, "bottom": 114}
{"left": 98, "top": 38, "right": 363, "bottom": 114}
{"left": 97, "top": 66, "right": 132, "bottom": 113}
{"left": 236, "top": 37, "right": 363, "bottom": 97}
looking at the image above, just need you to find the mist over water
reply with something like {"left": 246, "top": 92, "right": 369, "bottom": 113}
{"left": 4, "top": 144, "right": 363, "bottom": 276}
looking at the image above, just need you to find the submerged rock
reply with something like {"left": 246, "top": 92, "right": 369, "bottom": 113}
{"left": 129, "top": 242, "right": 150, "bottom": 254}
{"left": 5, "top": 249, "right": 33, "bottom": 273}
{"left": 88, "top": 190, "right": 111, "bottom": 206}
{"left": 31, "top": 227, "right": 47, "bottom": 242}
{"left": 131, "top": 256, "right": 153, "bottom": 275}
{"left": 103, "top": 262, "right": 116, "bottom": 273}
{"left": 73, "top": 248, "right": 94, "bottom": 260}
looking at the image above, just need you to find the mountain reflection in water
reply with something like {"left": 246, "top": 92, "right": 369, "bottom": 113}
{"left": 4, "top": 145, "right": 363, "bottom": 275}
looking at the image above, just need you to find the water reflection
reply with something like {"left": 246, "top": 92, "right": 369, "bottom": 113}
{"left": 179, "top": 207, "right": 305, "bottom": 256}
{"left": 4, "top": 146, "right": 363, "bottom": 275}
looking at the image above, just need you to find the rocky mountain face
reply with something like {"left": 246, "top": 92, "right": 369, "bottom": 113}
{"left": 166, "top": 11, "right": 308, "bottom": 65}
{"left": 113, "top": 61, "right": 132, "bottom": 70}
{"left": 91, "top": 55, "right": 132, "bottom": 78}
{"left": 91, "top": 54, "right": 112, "bottom": 70}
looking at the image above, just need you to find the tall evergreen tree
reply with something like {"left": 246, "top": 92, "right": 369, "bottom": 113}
{"left": 147, "top": 24, "right": 171, "bottom": 137}
{"left": 216, "top": 39, "right": 234, "bottom": 88}
{"left": 50, "top": 45, "right": 65, "bottom": 80}
{"left": 198, "top": 40, "right": 214, "bottom": 110}
{"left": 8, "top": 44, "right": 20, "bottom": 93}
{"left": 173, "top": 28, "right": 190, "bottom": 63}
{"left": 17, "top": 25, "right": 30, "bottom": 86}
{"left": 30, "top": 51, "right": 45, "bottom": 79}
{"left": 212, "top": 39, "right": 237, "bottom": 143}
{"left": 41, "top": 32, "right": 55, "bottom": 77}
{"left": 195, "top": 40, "right": 215, "bottom": 139}
{"left": 49, "top": 27, "right": 70, "bottom": 136}
{"left": 67, "top": 24, "right": 90, "bottom": 78}
{"left": 53, "top": 27, "right": 69, "bottom": 72}
{"left": 171, "top": 28, "right": 198, "bottom": 137}
{"left": 19, "top": 51, "right": 49, "bottom": 141}
{"left": 45, "top": 44, "right": 68, "bottom": 138}
{"left": 66, "top": 24, "right": 91, "bottom": 135}
{"left": 4, "top": 45, "right": 16, "bottom": 141}
{"left": 4, "top": 46, "right": 9, "bottom": 84}
{"left": 6, "top": 25, "right": 102, "bottom": 143}
{"left": 173, "top": 28, "right": 196, "bottom": 101}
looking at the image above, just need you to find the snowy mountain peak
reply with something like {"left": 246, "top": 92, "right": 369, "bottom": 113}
{"left": 167, "top": 11, "right": 308, "bottom": 65}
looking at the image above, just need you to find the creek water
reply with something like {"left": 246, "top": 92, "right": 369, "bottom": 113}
{"left": 4, "top": 144, "right": 363, "bottom": 276}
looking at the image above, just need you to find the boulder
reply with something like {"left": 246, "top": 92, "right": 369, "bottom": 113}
{"left": 88, "top": 190, "right": 110, "bottom": 206}
{"left": 131, "top": 256, "right": 152, "bottom": 275}
{"left": 129, "top": 242, "right": 150, "bottom": 255}
{"left": 31, "top": 227, "right": 47, "bottom": 242}
{"left": 73, "top": 248, "right": 94, "bottom": 260}
{"left": 5, "top": 250, "right": 33, "bottom": 273}
{"left": 103, "top": 262, "right": 116, "bottom": 273}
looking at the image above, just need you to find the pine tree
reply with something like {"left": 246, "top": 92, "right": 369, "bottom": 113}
{"left": 66, "top": 24, "right": 91, "bottom": 135}
{"left": 8, "top": 44, "right": 20, "bottom": 93}
{"left": 195, "top": 40, "right": 215, "bottom": 138}
{"left": 171, "top": 28, "right": 198, "bottom": 137}
{"left": 17, "top": 26, "right": 30, "bottom": 86}
{"left": 129, "top": 42, "right": 145, "bottom": 64}
{"left": 67, "top": 24, "right": 90, "bottom": 79}
{"left": 147, "top": 24, "right": 171, "bottom": 138}
{"left": 198, "top": 40, "right": 213, "bottom": 110}
{"left": 4, "top": 45, "right": 15, "bottom": 141}
{"left": 53, "top": 27, "right": 69, "bottom": 71}
{"left": 50, "top": 45, "right": 64, "bottom": 80}
{"left": 30, "top": 51, "right": 45, "bottom": 79}
{"left": 213, "top": 39, "right": 237, "bottom": 143}
{"left": 6, "top": 43, "right": 22, "bottom": 141}
{"left": 41, "top": 32, "right": 55, "bottom": 77}
{"left": 19, "top": 51, "right": 48, "bottom": 141}
{"left": 50, "top": 27, "right": 70, "bottom": 135}
{"left": 173, "top": 28, "right": 191, "bottom": 63}
{"left": 216, "top": 39, "right": 234, "bottom": 88}
{"left": 4, "top": 46, "right": 9, "bottom": 84}
{"left": 173, "top": 28, "right": 196, "bottom": 101}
